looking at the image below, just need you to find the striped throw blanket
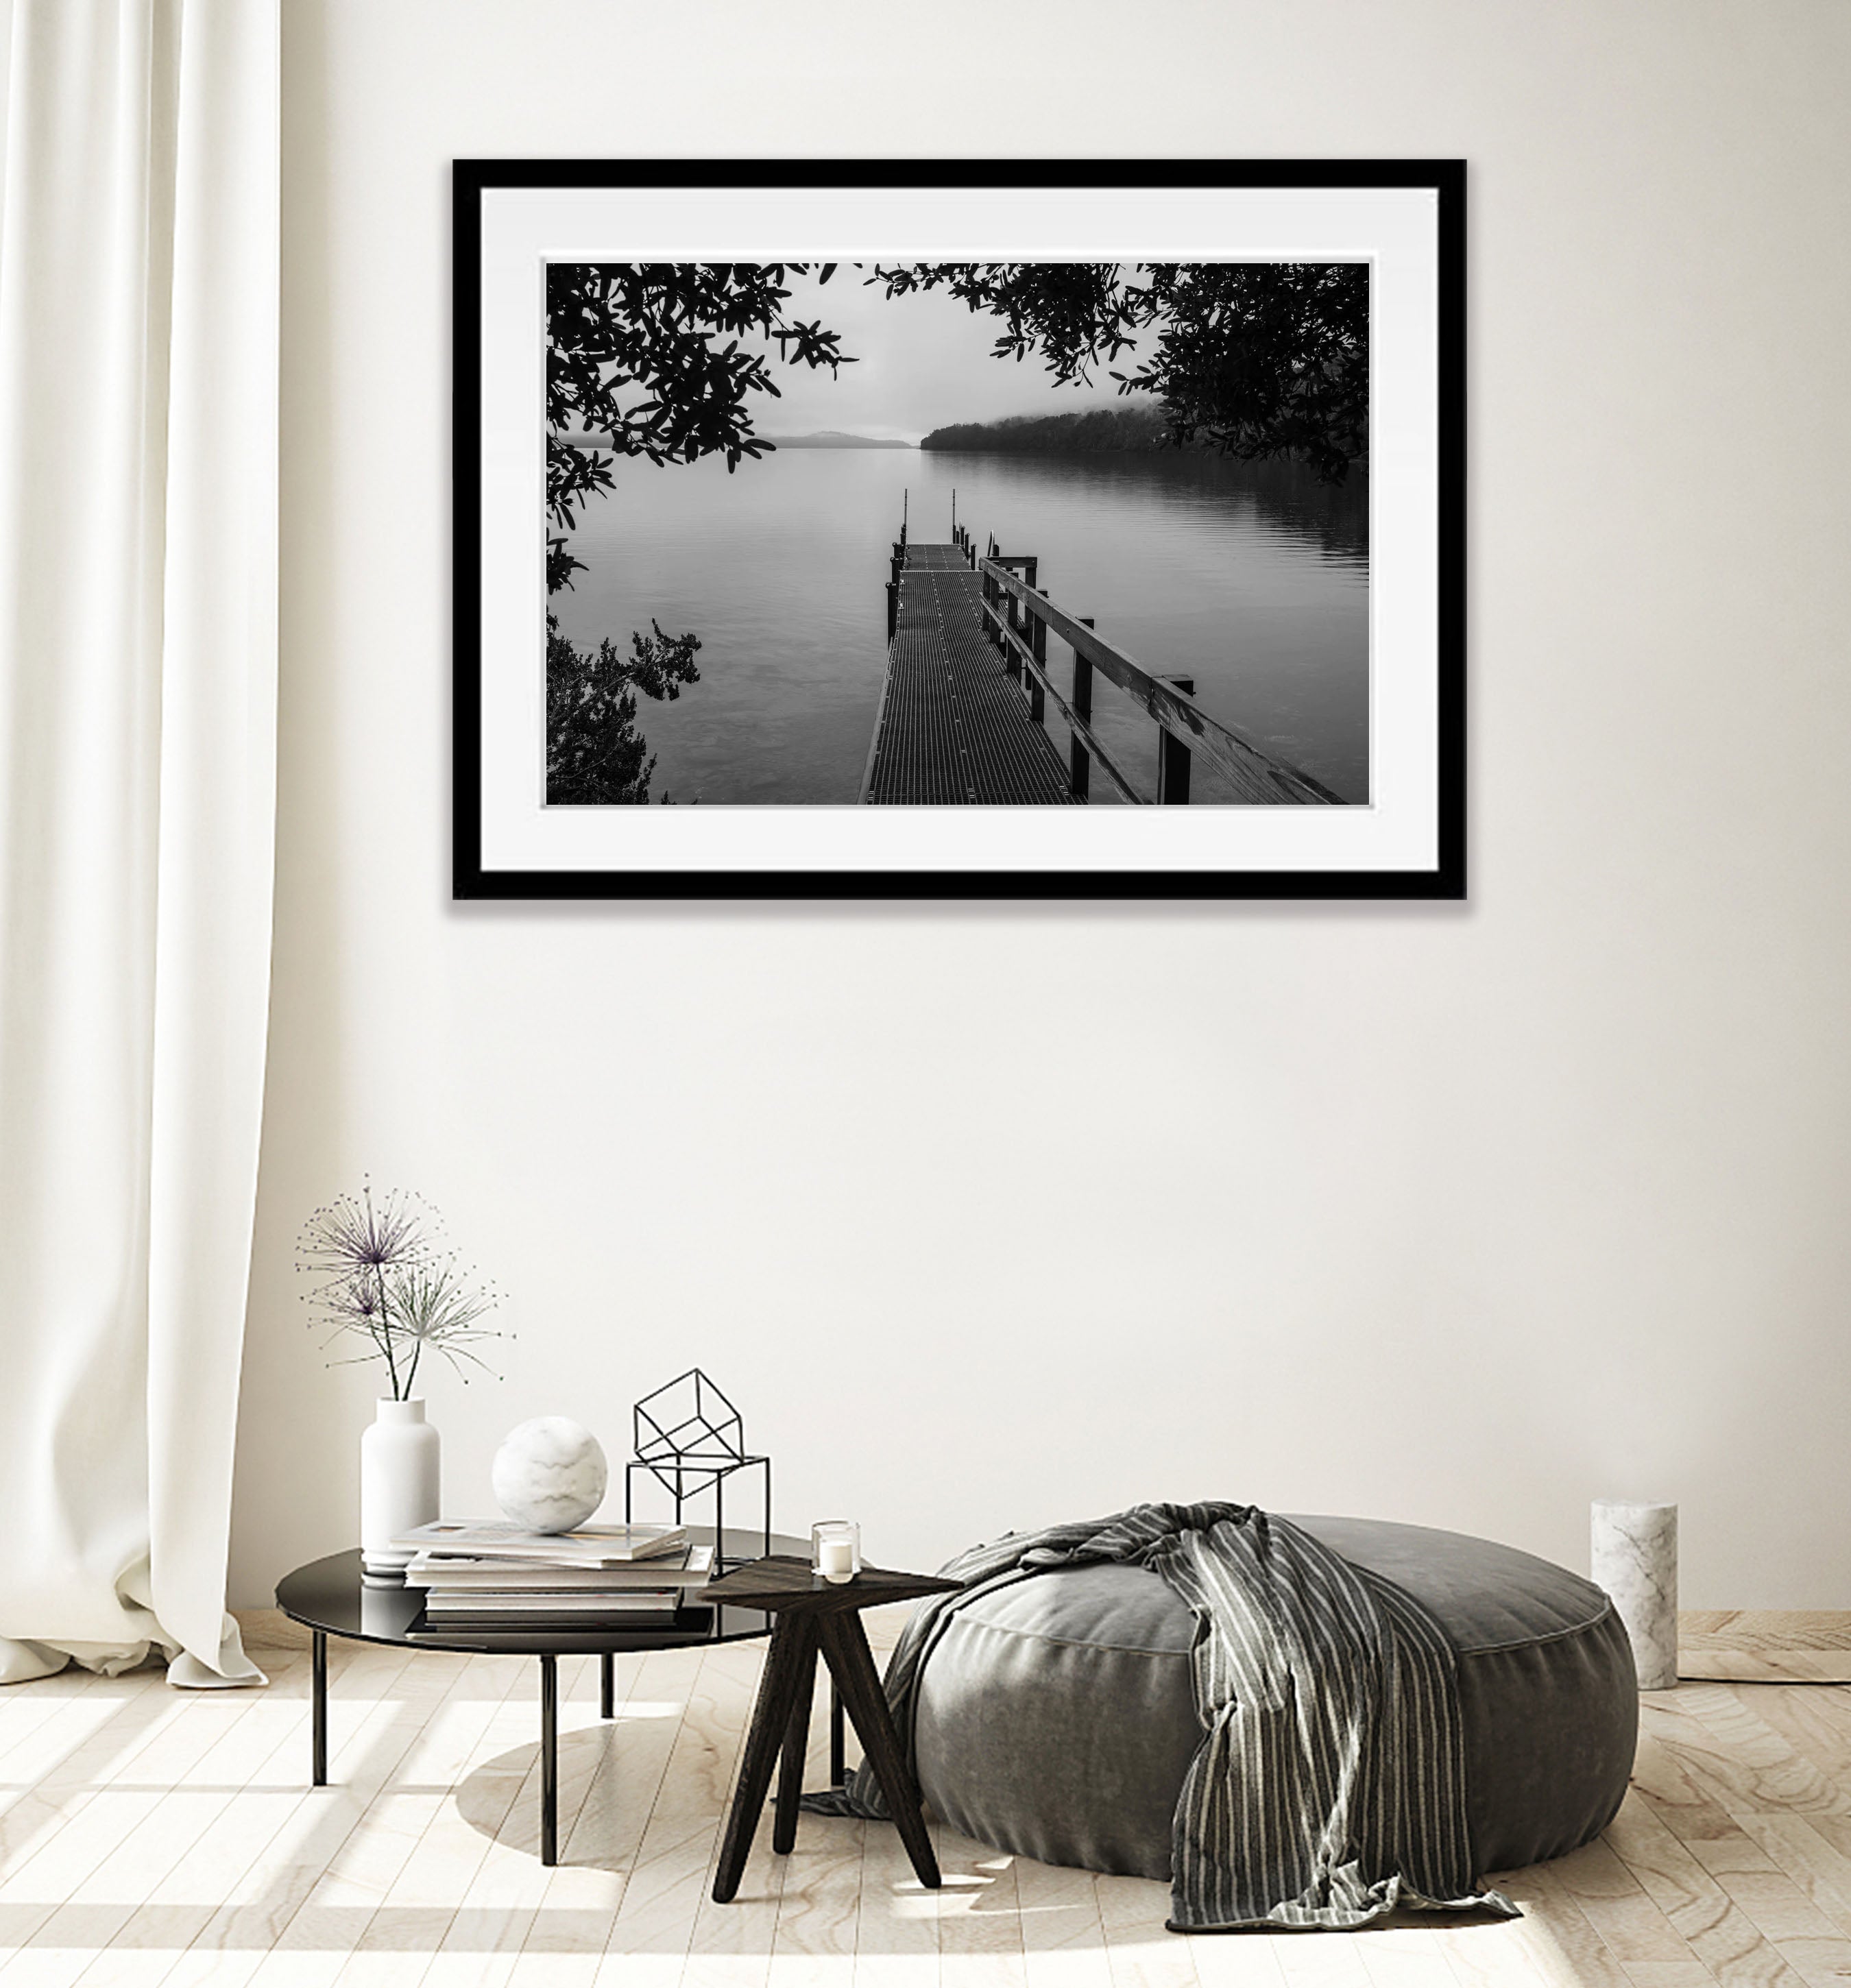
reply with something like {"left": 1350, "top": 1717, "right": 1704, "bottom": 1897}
{"left": 814, "top": 1503, "right": 1519, "bottom": 1932}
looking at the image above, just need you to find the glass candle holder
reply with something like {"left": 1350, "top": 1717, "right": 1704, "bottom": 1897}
{"left": 812, "top": 1519, "right": 860, "bottom": 1584}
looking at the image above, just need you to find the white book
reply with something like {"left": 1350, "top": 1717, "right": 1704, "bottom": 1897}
{"left": 392, "top": 1518, "right": 691, "bottom": 1566}
{"left": 406, "top": 1544, "right": 713, "bottom": 1590}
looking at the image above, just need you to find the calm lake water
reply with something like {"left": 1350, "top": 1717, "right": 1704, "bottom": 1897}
{"left": 552, "top": 447, "right": 1369, "bottom": 805}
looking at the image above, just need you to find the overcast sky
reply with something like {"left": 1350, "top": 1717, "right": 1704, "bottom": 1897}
{"left": 736, "top": 267, "right": 1137, "bottom": 441}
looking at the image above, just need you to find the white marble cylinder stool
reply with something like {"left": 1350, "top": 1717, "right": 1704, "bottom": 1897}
{"left": 1591, "top": 1499, "right": 1678, "bottom": 1690}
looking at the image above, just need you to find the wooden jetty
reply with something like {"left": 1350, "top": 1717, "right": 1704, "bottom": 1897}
{"left": 859, "top": 516, "right": 1343, "bottom": 807}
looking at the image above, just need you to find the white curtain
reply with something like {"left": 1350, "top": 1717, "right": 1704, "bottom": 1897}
{"left": 0, "top": 0, "right": 278, "bottom": 1686}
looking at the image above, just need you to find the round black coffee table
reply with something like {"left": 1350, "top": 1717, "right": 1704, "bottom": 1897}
{"left": 276, "top": 1526, "right": 811, "bottom": 1864}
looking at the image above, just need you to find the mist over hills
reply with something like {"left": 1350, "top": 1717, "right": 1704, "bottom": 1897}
{"left": 760, "top": 431, "right": 914, "bottom": 449}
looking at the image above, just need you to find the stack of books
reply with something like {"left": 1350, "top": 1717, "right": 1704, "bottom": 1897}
{"left": 394, "top": 1519, "right": 712, "bottom": 1627}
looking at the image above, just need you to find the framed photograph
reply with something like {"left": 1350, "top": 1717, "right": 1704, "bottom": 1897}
{"left": 454, "top": 160, "right": 1464, "bottom": 900}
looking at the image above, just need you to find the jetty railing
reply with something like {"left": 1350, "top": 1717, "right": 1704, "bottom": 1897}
{"left": 951, "top": 522, "right": 1342, "bottom": 806}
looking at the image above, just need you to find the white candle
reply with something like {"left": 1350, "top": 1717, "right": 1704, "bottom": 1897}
{"left": 818, "top": 1538, "right": 855, "bottom": 1582}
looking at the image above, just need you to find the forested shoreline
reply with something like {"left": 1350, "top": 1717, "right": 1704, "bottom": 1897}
{"left": 920, "top": 404, "right": 1178, "bottom": 454}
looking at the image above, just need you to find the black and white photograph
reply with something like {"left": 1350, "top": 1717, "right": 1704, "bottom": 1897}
{"left": 455, "top": 163, "right": 1463, "bottom": 896}
{"left": 545, "top": 260, "right": 1368, "bottom": 810}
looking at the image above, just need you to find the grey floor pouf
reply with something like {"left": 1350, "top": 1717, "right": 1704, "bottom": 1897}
{"left": 911, "top": 1514, "right": 1637, "bottom": 1882}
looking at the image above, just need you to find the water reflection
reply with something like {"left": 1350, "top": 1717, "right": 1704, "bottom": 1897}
{"left": 960, "top": 447, "right": 1369, "bottom": 566}
{"left": 552, "top": 446, "right": 1369, "bottom": 804}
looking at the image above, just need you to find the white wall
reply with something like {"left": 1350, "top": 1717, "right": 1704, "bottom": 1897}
{"left": 231, "top": 0, "right": 1851, "bottom": 1610}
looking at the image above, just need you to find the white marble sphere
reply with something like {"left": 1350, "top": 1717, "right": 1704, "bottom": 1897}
{"left": 492, "top": 1418, "right": 608, "bottom": 1533}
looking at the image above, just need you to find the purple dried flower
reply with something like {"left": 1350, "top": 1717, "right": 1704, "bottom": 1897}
{"left": 296, "top": 1181, "right": 504, "bottom": 1399}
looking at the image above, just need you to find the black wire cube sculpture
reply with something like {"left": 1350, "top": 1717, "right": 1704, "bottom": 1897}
{"left": 625, "top": 1369, "right": 771, "bottom": 1571}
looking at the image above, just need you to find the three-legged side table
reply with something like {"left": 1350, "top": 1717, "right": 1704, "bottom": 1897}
{"left": 701, "top": 1556, "right": 960, "bottom": 1905}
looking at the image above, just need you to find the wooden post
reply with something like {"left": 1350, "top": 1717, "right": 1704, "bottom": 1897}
{"left": 1070, "top": 618, "right": 1095, "bottom": 800}
{"left": 901, "top": 489, "right": 908, "bottom": 546}
{"left": 1157, "top": 675, "right": 1195, "bottom": 804}
{"left": 1002, "top": 580, "right": 1020, "bottom": 677}
{"left": 886, "top": 580, "right": 897, "bottom": 640}
{"left": 1015, "top": 559, "right": 1038, "bottom": 685}
{"left": 1028, "top": 590, "right": 1048, "bottom": 721}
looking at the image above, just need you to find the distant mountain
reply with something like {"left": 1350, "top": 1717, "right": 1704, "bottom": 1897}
{"left": 760, "top": 431, "right": 915, "bottom": 449}
{"left": 920, "top": 404, "right": 1181, "bottom": 455}
{"left": 554, "top": 428, "right": 913, "bottom": 452}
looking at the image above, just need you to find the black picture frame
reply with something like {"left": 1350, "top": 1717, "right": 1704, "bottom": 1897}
{"left": 453, "top": 158, "right": 1465, "bottom": 901}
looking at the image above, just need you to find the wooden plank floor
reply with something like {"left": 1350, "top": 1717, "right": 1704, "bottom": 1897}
{"left": 1682, "top": 1620, "right": 1851, "bottom": 1684}
{"left": 861, "top": 544, "right": 1073, "bottom": 805}
{"left": 7, "top": 1615, "right": 1851, "bottom": 1988}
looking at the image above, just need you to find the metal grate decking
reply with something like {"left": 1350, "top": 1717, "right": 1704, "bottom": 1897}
{"left": 860, "top": 544, "right": 1074, "bottom": 805}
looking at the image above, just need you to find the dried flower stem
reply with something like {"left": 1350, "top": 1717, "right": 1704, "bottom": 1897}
{"left": 297, "top": 1181, "right": 505, "bottom": 1398}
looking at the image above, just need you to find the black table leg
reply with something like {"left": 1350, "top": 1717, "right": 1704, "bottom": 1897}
{"left": 600, "top": 1651, "right": 614, "bottom": 1721}
{"left": 773, "top": 1619, "right": 819, "bottom": 1854}
{"left": 540, "top": 1653, "right": 559, "bottom": 1866}
{"left": 311, "top": 1631, "right": 327, "bottom": 1786}
{"left": 713, "top": 1617, "right": 814, "bottom": 1903}
{"left": 819, "top": 1613, "right": 940, "bottom": 1890}
{"left": 830, "top": 1678, "right": 845, "bottom": 1789}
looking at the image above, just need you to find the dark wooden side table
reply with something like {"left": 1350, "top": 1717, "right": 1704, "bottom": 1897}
{"left": 702, "top": 1555, "right": 960, "bottom": 1904}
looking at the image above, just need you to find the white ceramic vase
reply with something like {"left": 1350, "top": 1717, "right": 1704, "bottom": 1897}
{"left": 360, "top": 1398, "right": 441, "bottom": 1575}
